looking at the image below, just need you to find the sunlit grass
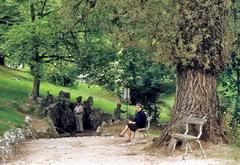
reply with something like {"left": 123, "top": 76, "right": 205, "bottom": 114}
{"left": 159, "top": 94, "right": 175, "bottom": 122}
{"left": 0, "top": 65, "right": 173, "bottom": 136}
{"left": 0, "top": 65, "right": 119, "bottom": 111}
{"left": 0, "top": 104, "right": 24, "bottom": 136}
{"left": 0, "top": 65, "right": 120, "bottom": 135}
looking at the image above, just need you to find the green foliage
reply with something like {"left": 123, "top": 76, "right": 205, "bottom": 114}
{"left": 96, "top": 0, "right": 177, "bottom": 63}
{"left": 0, "top": 65, "right": 121, "bottom": 134}
{"left": 1, "top": 0, "right": 89, "bottom": 98}
{"left": 217, "top": 0, "right": 240, "bottom": 145}
{"left": 0, "top": 0, "right": 22, "bottom": 64}
{"left": 44, "top": 64, "right": 78, "bottom": 87}
{"left": 158, "top": 93, "right": 175, "bottom": 123}
{"left": 0, "top": 65, "right": 119, "bottom": 112}
{"left": 115, "top": 47, "right": 175, "bottom": 123}
{"left": 75, "top": 33, "right": 118, "bottom": 91}
{"left": 174, "top": 0, "right": 232, "bottom": 74}
{"left": 61, "top": 1, "right": 177, "bottom": 122}
{"left": 218, "top": 63, "right": 240, "bottom": 145}
{"left": 1, "top": 0, "right": 237, "bottom": 137}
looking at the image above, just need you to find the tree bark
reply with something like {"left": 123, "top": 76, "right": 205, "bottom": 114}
{"left": 0, "top": 53, "right": 4, "bottom": 65}
{"left": 237, "top": 69, "right": 240, "bottom": 96}
{"left": 152, "top": 68, "right": 227, "bottom": 147}
{"left": 29, "top": 1, "right": 41, "bottom": 100}
{"left": 31, "top": 75, "right": 40, "bottom": 100}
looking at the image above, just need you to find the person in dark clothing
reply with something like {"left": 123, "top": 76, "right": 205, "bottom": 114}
{"left": 119, "top": 103, "right": 147, "bottom": 142}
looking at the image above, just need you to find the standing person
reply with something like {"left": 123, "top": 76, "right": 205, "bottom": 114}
{"left": 119, "top": 103, "right": 147, "bottom": 142}
{"left": 113, "top": 103, "right": 126, "bottom": 121}
{"left": 74, "top": 100, "right": 84, "bottom": 133}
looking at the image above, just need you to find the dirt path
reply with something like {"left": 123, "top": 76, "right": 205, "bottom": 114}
{"left": 3, "top": 136, "right": 234, "bottom": 165}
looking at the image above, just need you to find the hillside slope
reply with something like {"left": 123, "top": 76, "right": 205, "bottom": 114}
{"left": 0, "top": 66, "right": 120, "bottom": 135}
{"left": 0, "top": 66, "right": 175, "bottom": 135}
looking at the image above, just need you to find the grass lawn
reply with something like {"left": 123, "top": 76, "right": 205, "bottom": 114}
{"left": 0, "top": 66, "right": 120, "bottom": 135}
{"left": 159, "top": 93, "right": 175, "bottom": 123}
{"left": 0, "top": 65, "right": 174, "bottom": 135}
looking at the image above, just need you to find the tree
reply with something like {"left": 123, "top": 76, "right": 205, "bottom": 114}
{"left": 2, "top": 0, "right": 63, "bottom": 99}
{"left": 70, "top": 1, "right": 175, "bottom": 121}
{"left": 0, "top": 0, "right": 22, "bottom": 66}
{"left": 116, "top": 47, "right": 174, "bottom": 122}
{"left": 153, "top": 0, "right": 232, "bottom": 146}
{"left": 0, "top": 53, "right": 4, "bottom": 65}
{"left": 230, "top": 0, "right": 240, "bottom": 96}
{"left": 94, "top": 0, "right": 231, "bottom": 145}
{"left": 216, "top": 0, "right": 240, "bottom": 143}
{"left": 2, "top": 0, "right": 93, "bottom": 100}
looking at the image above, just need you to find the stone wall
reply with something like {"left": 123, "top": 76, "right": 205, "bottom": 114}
{"left": 0, "top": 116, "right": 38, "bottom": 162}
{"left": 36, "top": 91, "right": 113, "bottom": 134}
{"left": 90, "top": 108, "right": 113, "bottom": 130}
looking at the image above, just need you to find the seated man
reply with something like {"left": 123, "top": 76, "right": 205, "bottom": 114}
{"left": 119, "top": 103, "right": 147, "bottom": 142}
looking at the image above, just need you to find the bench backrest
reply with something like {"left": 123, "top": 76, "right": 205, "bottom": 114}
{"left": 183, "top": 117, "right": 207, "bottom": 125}
{"left": 182, "top": 115, "right": 207, "bottom": 138}
{"left": 145, "top": 115, "right": 153, "bottom": 129}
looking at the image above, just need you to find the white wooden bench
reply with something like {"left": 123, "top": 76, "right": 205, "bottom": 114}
{"left": 171, "top": 115, "right": 207, "bottom": 159}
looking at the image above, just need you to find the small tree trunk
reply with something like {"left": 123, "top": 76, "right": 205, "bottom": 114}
{"left": 31, "top": 75, "right": 40, "bottom": 100}
{"left": 29, "top": 2, "right": 41, "bottom": 101}
{"left": 152, "top": 68, "right": 227, "bottom": 147}
{"left": 0, "top": 54, "right": 4, "bottom": 65}
{"left": 237, "top": 69, "right": 240, "bottom": 96}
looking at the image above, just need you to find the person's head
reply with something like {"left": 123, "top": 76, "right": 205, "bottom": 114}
{"left": 76, "top": 101, "right": 81, "bottom": 106}
{"left": 76, "top": 96, "right": 82, "bottom": 103}
{"left": 117, "top": 103, "right": 121, "bottom": 108}
{"left": 135, "top": 103, "right": 142, "bottom": 112}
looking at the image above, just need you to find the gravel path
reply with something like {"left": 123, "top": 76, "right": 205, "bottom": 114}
{"left": 4, "top": 136, "right": 232, "bottom": 165}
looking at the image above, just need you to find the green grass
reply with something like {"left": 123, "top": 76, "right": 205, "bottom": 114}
{"left": 149, "top": 129, "right": 161, "bottom": 138}
{"left": 0, "top": 65, "right": 119, "bottom": 109}
{"left": 0, "top": 104, "right": 24, "bottom": 136}
{"left": 0, "top": 65, "right": 120, "bottom": 135}
{"left": 0, "top": 65, "right": 174, "bottom": 135}
{"left": 40, "top": 82, "right": 119, "bottom": 113}
{"left": 159, "top": 93, "right": 175, "bottom": 123}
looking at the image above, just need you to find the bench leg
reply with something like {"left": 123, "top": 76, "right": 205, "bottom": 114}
{"left": 171, "top": 138, "right": 177, "bottom": 154}
{"left": 183, "top": 142, "right": 189, "bottom": 160}
{"left": 142, "top": 131, "right": 146, "bottom": 139}
{"left": 188, "top": 143, "right": 192, "bottom": 152}
{"left": 145, "top": 130, "right": 149, "bottom": 138}
{"left": 197, "top": 140, "right": 206, "bottom": 158}
{"left": 140, "top": 131, "right": 143, "bottom": 138}
{"left": 131, "top": 132, "right": 135, "bottom": 140}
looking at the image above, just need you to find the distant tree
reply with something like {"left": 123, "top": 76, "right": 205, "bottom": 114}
{"left": 230, "top": 0, "right": 240, "bottom": 96}
{"left": 116, "top": 47, "right": 174, "bottom": 121}
{"left": 2, "top": 0, "right": 94, "bottom": 100}
{"left": 0, "top": 0, "right": 22, "bottom": 66}
{"left": 216, "top": 0, "right": 240, "bottom": 143}
{"left": 0, "top": 53, "right": 4, "bottom": 65}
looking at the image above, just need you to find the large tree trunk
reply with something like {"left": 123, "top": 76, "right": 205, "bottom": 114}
{"left": 152, "top": 68, "right": 227, "bottom": 147}
{"left": 31, "top": 75, "right": 40, "bottom": 100}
